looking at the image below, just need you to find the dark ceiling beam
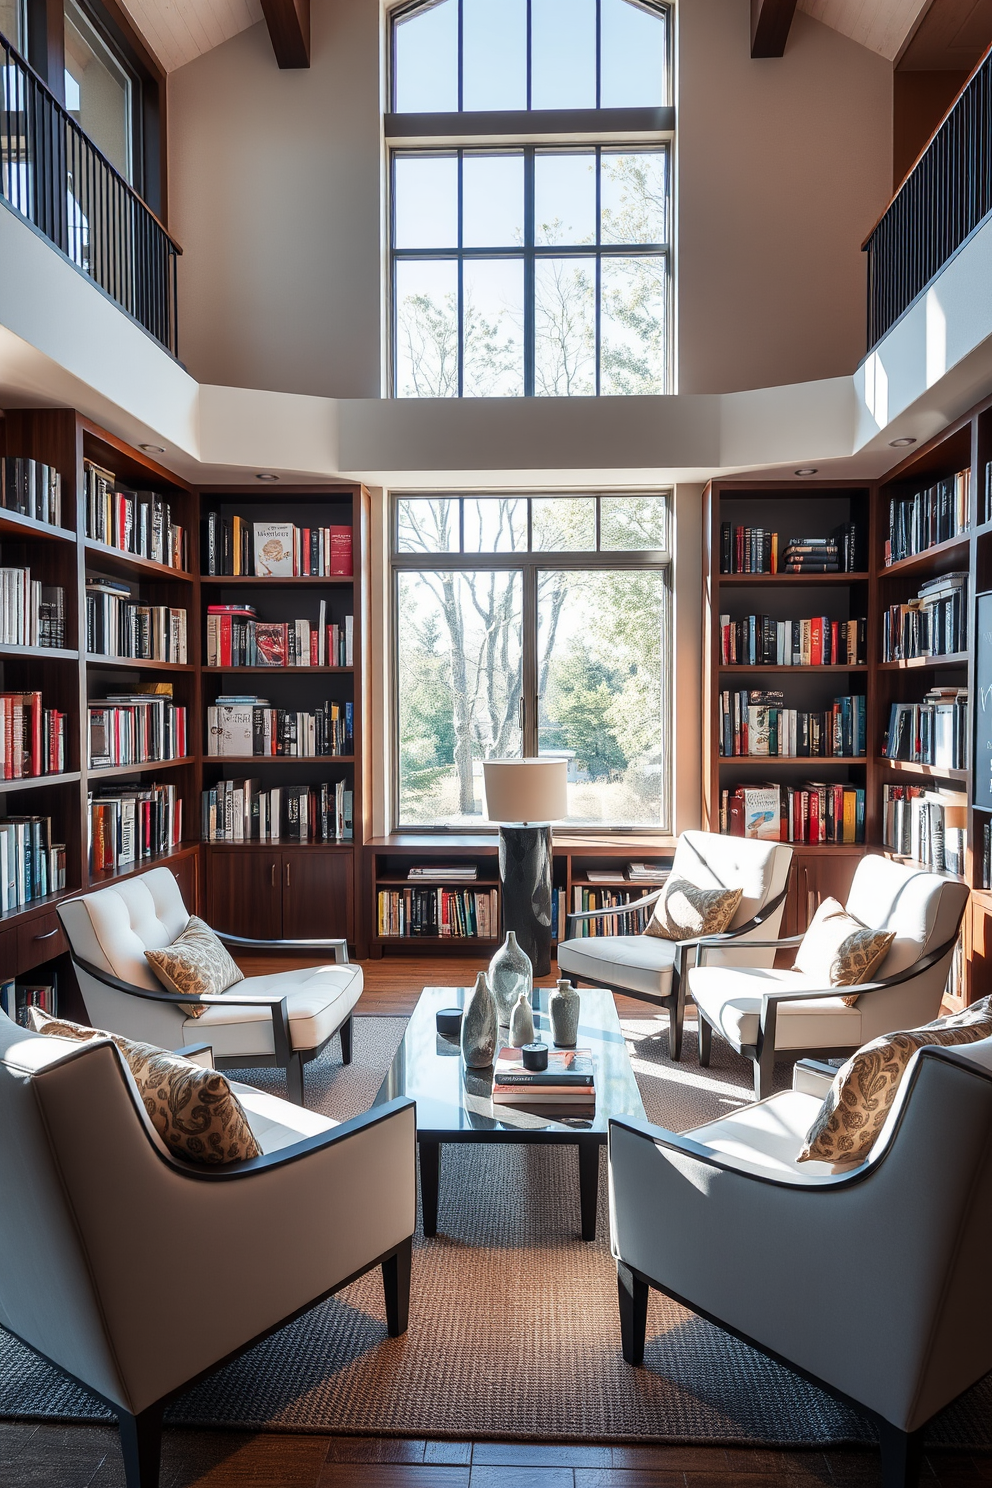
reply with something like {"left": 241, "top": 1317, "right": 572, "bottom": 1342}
{"left": 750, "top": 0, "right": 798, "bottom": 57}
{"left": 260, "top": 0, "right": 310, "bottom": 68}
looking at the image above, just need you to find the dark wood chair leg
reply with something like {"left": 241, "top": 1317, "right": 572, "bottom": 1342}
{"left": 118, "top": 1403, "right": 164, "bottom": 1488}
{"left": 698, "top": 1014, "right": 712, "bottom": 1067}
{"left": 382, "top": 1235, "right": 413, "bottom": 1337}
{"left": 877, "top": 1421, "right": 926, "bottom": 1488}
{"left": 753, "top": 1045, "right": 776, "bottom": 1101}
{"left": 340, "top": 1015, "right": 353, "bottom": 1065}
{"left": 286, "top": 1051, "right": 305, "bottom": 1106}
{"left": 617, "top": 1262, "right": 649, "bottom": 1366}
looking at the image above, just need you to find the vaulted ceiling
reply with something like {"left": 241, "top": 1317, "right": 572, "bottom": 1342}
{"left": 797, "top": 0, "right": 931, "bottom": 61}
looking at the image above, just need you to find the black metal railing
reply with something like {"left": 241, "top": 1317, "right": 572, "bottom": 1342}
{"left": 0, "top": 32, "right": 180, "bottom": 357}
{"left": 864, "top": 47, "right": 992, "bottom": 352}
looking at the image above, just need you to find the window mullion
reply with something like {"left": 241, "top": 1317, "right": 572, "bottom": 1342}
{"left": 522, "top": 565, "right": 539, "bottom": 755}
{"left": 524, "top": 146, "right": 535, "bottom": 397}
{"left": 457, "top": 150, "right": 464, "bottom": 397}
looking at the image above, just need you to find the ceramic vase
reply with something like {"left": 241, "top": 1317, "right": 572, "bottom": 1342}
{"left": 549, "top": 978, "right": 580, "bottom": 1047}
{"left": 508, "top": 990, "right": 535, "bottom": 1048}
{"left": 460, "top": 970, "right": 498, "bottom": 1069}
{"left": 488, "top": 930, "right": 533, "bottom": 1026}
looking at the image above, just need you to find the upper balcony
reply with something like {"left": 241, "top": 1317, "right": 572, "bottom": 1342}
{"left": 0, "top": 29, "right": 180, "bottom": 358}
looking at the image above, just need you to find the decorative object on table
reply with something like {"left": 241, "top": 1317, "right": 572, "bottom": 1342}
{"left": 521, "top": 1041, "right": 548, "bottom": 1071}
{"left": 549, "top": 978, "right": 581, "bottom": 1047}
{"left": 460, "top": 970, "right": 498, "bottom": 1069}
{"left": 483, "top": 758, "right": 568, "bottom": 978}
{"left": 509, "top": 989, "right": 535, "bottom": 1047}
{"left": 435, "top": 1006, "right": 464, "bottom": 1039}
{"left": 488, "top": 930, "right": 533, "bottom": 1024}
{"left": 492, "top": 1045, "right": 596, "bottom": 1106}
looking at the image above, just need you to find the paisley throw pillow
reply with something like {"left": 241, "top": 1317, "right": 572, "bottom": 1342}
{"left": 799, "top": 996, "right": 992, "bottom": 1165}
{"left": 644, "top": 878, "right": 743, "bottom": 942}
{"left": 26, "top": 1008, "right": 261, "bottom": 1165}
{"left": 145, "top": 915, "right": 244, "bottom": 1017}
{"left": 793, "top": 897, "right": 895, "bottom": 1007}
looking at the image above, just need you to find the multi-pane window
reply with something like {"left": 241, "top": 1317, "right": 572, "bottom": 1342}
{"left": 388, "top": 0, "right": 672, "bottom": 399}
{"left": 392, "top": 494, "right": 671, "bottom": 830}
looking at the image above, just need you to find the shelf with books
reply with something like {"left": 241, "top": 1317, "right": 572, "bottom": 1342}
{"left": 717, "top": 573, "right": 869, "bottom": 587}
{"left": 878, "top": 653, "right": 969, "bottom": 671}
{"left": 0, "top": 644, "right": 78, "bottom": 662}
{"left": 878, "top": 760, "right": 970, "bottom": 781}
{"left": 87, "top": 757, "right": 191, "bottom": 779}
{"left": 87, "top": 840, "right": 199, "bottom": 891}
{"left": 203, "top": 666, "right": 354, "bottom": 675}
{"left": 87, "top": 655, "right": 195, "bottom": 672}
{"left": 82, "top": 540, "right": 193, "bottom": 584}
{"left": 0, "top": 509, "right": 75, "bottom": 544}
{"left": 199, "top": 575, "right": 353, "bottom": 587}
{"left": 882, "top": 534, "right": 970, "bottom": 578}
{"left": 719, "top": 664, "right": 868, "bottom": 674}
{"left": 0, "top": 772, "right": 81, "bottom": 795}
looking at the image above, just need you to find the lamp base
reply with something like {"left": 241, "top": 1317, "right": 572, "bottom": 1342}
{"left": 498, "top": 824, "right": 553, "bottom": 978}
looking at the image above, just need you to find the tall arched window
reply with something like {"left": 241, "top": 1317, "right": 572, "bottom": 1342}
{"left": 387, "top": 0, "right": 672, "bottom": 398}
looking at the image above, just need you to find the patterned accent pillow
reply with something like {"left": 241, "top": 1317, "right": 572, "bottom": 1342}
{"left": 145, "top": 915, "right": 244, "bottom": 1017}
{"left": 644, "top": 878, "right": 743, "bottom": 942}
{"left": 799, "top": 996, "right": 992, "bottom": 1165}
{"left": 793, "top": 897, "right": 895, "bottom": 1007}
{"left": 26, "top": 1009, "right": 261, "bottom": 1165}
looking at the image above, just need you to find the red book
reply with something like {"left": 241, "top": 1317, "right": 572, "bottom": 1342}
{"left": 830, "top": 620, "right": 840, "bottom": 665}
{"left": 727, "top": 794, "right": 745, "bottom": 837}
{"left": 330, "top": 526, "right": 353, "bottom": 576}
{"left": 256, "top": 622, "right": 288, "bottom": 666}
{"left": 302, "top": 529, "right": 311, "bottom": 576}
{"left": 810, "top": 617, "right": 823, "bottom": 667}
{"left": 310, "top": 631, "right": 319, "bottom": 665}
{"left": 219, "top": 613, "right": 233, "bottom": 667}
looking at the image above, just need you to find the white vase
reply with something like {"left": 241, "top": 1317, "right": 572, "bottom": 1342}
{"left": 508, "top": 990, "right": 535, "bottom": 1048}
{"left": 460, "top": 970, "right": 498, "bottom": 1069}
{"left": 488, "top": 930, "right": 533, "bottom": 1025}
{"left": 549, "top": 978, "right": 580, "bottom": 1047}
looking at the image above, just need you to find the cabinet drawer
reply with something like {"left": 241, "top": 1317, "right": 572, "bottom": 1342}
{"left": 18, "top": 910, "right": 67, "bottom": 970}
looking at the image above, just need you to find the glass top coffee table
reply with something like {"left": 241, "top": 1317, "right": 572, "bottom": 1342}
{"left": 373, "top": 985, "right": 645, "bottom": 1242}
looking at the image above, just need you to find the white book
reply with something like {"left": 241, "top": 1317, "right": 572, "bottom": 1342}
{"left": 253, "top": 522, "right": 295, "bottom": 577}
{"left": 215, "top": 705, "right": 253, "bottom": 756}
{"left": 345, "top": 614, "right": 354, "bottom": 666}
{"left": 120, "top": 798, "right": 136, "bottom": 865}
{"left": 318, "top": 600, "right": 327, "bottom": 665}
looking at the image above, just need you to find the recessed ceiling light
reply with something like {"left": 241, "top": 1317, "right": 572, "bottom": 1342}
{"left": 256, "top": 473, "right": 279, "bottom": 481}
{"left": 794, "top": 467, "right": 818, "bottom": 476}
{"left": 140, "top": 443, "right": 165, "bottom": 454}
{"left": 889, "top": 436, "right": 917, "bottom": 447}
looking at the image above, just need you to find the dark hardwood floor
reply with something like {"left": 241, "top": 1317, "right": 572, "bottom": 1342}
{"left": 8, "top": 954, "right": 988, "bottom": 1487}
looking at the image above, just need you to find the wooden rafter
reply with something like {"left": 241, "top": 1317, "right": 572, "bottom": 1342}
{"left": 750, "top": 0, "right": 798, "bottom": 57}
{"left": 260, "top": 0, "right": 311, "bottom": 69}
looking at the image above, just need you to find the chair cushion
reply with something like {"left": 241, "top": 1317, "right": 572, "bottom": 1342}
{"left": 145, "top": 915, "right": 244, "bottom": 1017}
{"left": 800, "top": 996, "right": 992, "bottom": 1164}
{"left": 685, "top": 1089, "right": 854, "bottom": 1182}
{"left": 185, "top": 962, "right": 363, "bottom": 1059}
{"left": 557, "top": 934, "right": 678, "bottom": 999}
{"left": 844, "top": 856, "right": 969, "bottom": 981}
{"left": 28, "top": 1009, "right": 261, "bottom": 1165}
{"left": 644, "top": 878, "right": 743, "bottom": 942}
{"left": 230, "top": 1081, "right": 338, "bottom": 1155}
{"left": 794, "top": 897, "right": 895, "bottom": 1007}
{"left": 689, "top": 965, "right": 864, "bottom": 1051}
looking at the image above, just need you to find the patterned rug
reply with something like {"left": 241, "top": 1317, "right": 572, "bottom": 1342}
{"left": 2, "top": 1010, "right": 991, "bottom": 1446}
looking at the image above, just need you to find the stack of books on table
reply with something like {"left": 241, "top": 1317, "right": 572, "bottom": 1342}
{"left": 492, "top": 1048, "right": 596, "bottom": 1109}
{"left": 407, "top": 863, "right": 477, "bottom": 881}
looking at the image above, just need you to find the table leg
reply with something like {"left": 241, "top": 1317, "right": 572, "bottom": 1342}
{"left": 578, "top": 1140, "right": 600, "bottom": 1242}
{"left": 419, "top": 1139, "right": 440, "bottom": 1237}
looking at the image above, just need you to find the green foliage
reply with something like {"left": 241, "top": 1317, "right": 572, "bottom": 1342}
{"left": 544, "top": 643, "right": 628, "bottom": 777}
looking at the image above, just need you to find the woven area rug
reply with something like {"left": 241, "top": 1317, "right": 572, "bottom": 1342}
{"left": 3, "top": 1010, "right": 992, "bottom": 1446}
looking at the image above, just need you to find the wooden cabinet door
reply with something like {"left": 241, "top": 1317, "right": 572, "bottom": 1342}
{"left": 281, "top": 850, "right": 354, "bottom": 943}
{"left": 205, "top": 849, "right": 282, "bottom": 942}
{"left": 791, "top": 852, "right": 861, "bottom": 934}
{"left": 168, "top": 851, "right": 198, "bottom": 917}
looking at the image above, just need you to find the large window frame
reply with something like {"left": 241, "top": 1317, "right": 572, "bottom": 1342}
{"left": 389, "top": 491, "right": 673, "bottom": 834}
{"left": 385, "top": 0, "right": 674, "bottom": 400}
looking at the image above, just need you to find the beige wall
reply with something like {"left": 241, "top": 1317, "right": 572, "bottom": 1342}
{"left": 168, "top": 0, "right": 892, "bottom": 401}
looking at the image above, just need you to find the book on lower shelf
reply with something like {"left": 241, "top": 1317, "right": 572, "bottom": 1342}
{"left": 883, "top": 690, "right": 969, "bottom": 768}
{"left": 882, "top": 785, "right": 967, "bottom": 875}
{"left": 86, "top": 579, "right": 188, "bottom": 663}
{"left": 206, "top": 698, "right": 352, "bottom": 757}
{"left": 407, "top": 864, "right": 478, "bottom": 880}
{"left": 492, "top": 1047, "right": 596, "bottom": 1105}
{"left": 0, "top": 564, "right": 66, "bottom": 647}
{"left": 882, "top": 572, "right": 968, "bottom": 661}
{"left": 569, "top": 885, "right": 657, "bottom": 934}
{"left": 201, "top": 780, "right": 352, "bottom": 842}
{"left": 719, "top": 691, "right": 865, "bottom": 757}
{"left": 719, "top": 614, "right": 866, "bottom": 666}
{"left": 626, "top": 862, "right": 670, "bottom": 882}
{"left": 377, "top": 886, "right": 498, "bottom": 938}
{"left": 0, "top": 816, "right": 66, "bottom": 908}
{"left": 206, "top": 604, "right": 353, "bottom": 667}
{"left": 3, "top": 457, "right": 62, "bottom": 526}
{"left": 0, "top": 692, "right": 67, "bottom": 777}
{"left": 721, "top": 783, "right": 865, "bottom": 844}
{"left": 1, "top": 974, "right": 57, "bottom": 1026}
{"left": 88, "top": 694, "right": 187, "bottom": 767}
{"left": 88, "top": 783, "right": 183, "bottom": 872}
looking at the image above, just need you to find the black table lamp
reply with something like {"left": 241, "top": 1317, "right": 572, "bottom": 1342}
{"left": 482, "top": 758, "right": 568, "bottom": 977}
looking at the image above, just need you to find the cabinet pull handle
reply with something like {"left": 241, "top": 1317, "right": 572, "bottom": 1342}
{"left": 271, "top": 863, "right": 276, "bottom": 888}
{"left": 34, "top": 928, "right": 58, "bottom": 940}
{"left": 285, "top": 862, "right": 291, "bottom": 889}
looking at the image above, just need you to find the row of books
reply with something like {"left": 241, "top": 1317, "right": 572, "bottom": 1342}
{"left": 492, "top": 1047, "right": 595, "bottom": 1108}
{"left": 719, "top": 614, "right": 866, "bottom": 667}
{"left": 206, "top": 698, "right": 353, "bottom": 757}
{"left": 88, "top": 697, "right": 188, "bottom": 768}
{"left": 719, "top": 523, "right": 861, "bottom": 575}
{"left": 1, "top": 977, "right": 57, "bottom": 1026}
{"left": 885, "top": 471, "right": 970, "bottom": 566}
{"left": 882, "top": 785, "right": 967, "bottom": 876}
{"left": 0, "top": 816, "right": 66, "bottom": 909}
{"left": 2, "top": 457, "right": 62, "bottom": 527}
{"left": 85, "top": 462, "right": 187, "bottom": 570}
{"left": 0, "top": 566, "right": 66, "bottom": 647}
{"left": 88, "top": 783, "right": 183, "bottom": 873}
{"left": 719, "top": 691, "right": 866, "bottom": 757}
{"left": 86, "top": 580, "right": 189, "bottom": 663}
{"left": 881, "top": 571, "right": 967, "bottom": 662}
{"left": 0, "top": 693, "right": 67, "bottom": 778}
{"left": 205, "top": 605, "right": 354, "bottom": 667}
{"left": 720, "top": 783, "right": 866, "bottom": 844}
{"left": 202, "top": 516, "right": 353, "bottom": 577}
{"left": 201, "top": 780, "right": 353, "bottom": 842}
{"left": 883, "top": 690, "right": 969, "bottom": 769}
{"left": 377, "top": 886, "right": 499, "bottom": 938}
{"left": 566, "top": 887, "right": 655, "bottom": 936}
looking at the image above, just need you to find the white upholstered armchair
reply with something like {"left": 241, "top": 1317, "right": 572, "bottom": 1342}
{"left": 609, "top": 1036, "right": 992, "bottom": 1488}
{"left": 0, "top": 1008, "right": 416, "bottom": 1488}
{"left": 690, "top": 855, "right": 970, "bottom": 1099}
{"left": 58, "top": 866, "right": 363, "bottom": 1104}
{"left": 557, "top": 831, "right": 793, "bottom": 1059}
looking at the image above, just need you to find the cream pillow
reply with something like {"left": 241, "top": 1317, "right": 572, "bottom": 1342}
{"left": 145, "top": 914, "right": 244, "bottom": 1017}
{"left": 799, "top": 996, "right": 992, "bottom": 1165}
{"left": 27, "top": 1009, "right": 261, "bottom": 1165}
{"left": 793, "top": 897, "right": 895, "bottom": 1007}
{"left": 644, "top": 878, "right": 743, "bottom": 942}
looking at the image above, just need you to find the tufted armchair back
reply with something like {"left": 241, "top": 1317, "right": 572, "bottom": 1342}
{"left": 661, "top": 831, "right": 793, "bottom": 971}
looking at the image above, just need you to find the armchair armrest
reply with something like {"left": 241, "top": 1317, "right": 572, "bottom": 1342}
{"left": 215, "top": 931, "right": 350, "bottom": 964}
{"left": 564, "top": 886, "right": 665, "bottom": 938}
{"left": 792, "top": 1059, "right": 839, "bottom": 1099}
{"left": 609, "top": 1114, "right": 858, "bottom": 1191}
{"left": 172, "top": 1042, "right": 214, "bottom": 1069}
{"left": 695, "top": 932, "right": 804, "bottom": 966}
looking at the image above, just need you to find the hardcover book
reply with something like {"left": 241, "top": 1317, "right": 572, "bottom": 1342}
{"left": 253, "top": 522, "right": 295, "bottom": 577}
